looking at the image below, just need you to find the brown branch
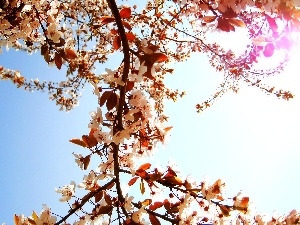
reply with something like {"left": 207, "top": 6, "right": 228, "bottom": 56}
{"left": 131, "top": 202, "right": 180, "bottom": 224}
{"left": 55, "top": 178, "right": 116, "bottom": 225}
{"left": 106, "top": 0, "right": 130, "bottom": 217}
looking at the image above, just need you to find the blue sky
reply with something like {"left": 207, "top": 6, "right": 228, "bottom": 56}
{"left": 1, "top": 18, "right": 300, "bottom": 225}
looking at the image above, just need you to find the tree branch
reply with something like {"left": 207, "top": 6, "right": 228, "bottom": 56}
{"left": 55, "top": 178, "right": 116, "bottom": 225}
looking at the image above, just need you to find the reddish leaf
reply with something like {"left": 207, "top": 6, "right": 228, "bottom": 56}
{"left": 128, "top": 176, "right": 139, "bottom": 186}
{"left": 97, "top": 205, "right": 113, "bottom": 214}
{"left": 106, "top": 92, "right": 118, "bottom": 111}
{"left": 120, "top": 7, "right": 131, "bottom": 18}
{"left": 164, "top": 167, "right": 177, "bottom": 178}
{"left": 126, "top": 81, "right": 135, "bottom": 92}
{"left": 265, "top": 14, "right": 278, "bottom": 31}
{"left": 149, "top": 214, "right": 161, "bottom": 225}
{"left": 54, "top": 52, "right": 63, "bottom": 69}
{"left": 221, "top": 7, "right": 237, "bottom": 18}
{"left": 111, "top": 29, "right": 118, "bottom": 35}
{"left": 122, "top": 21, "right": 132, "bottom": 30}
{"left": 202, "top": 16, "right": 217, "bottom": 23}
{"left": 140, "top": 138, "right": 149, "bottom": 147}
{"left": 220, "top": 205, "right": 231, "bottom": 217}
{"left": 94, "top": 190, "right": 103, "bottom": 203}
{"left": 83, "top": 155, "right": 91, "bottom": 170}
{"left": 65, "top": 48, "right": 77, "bottom": 59}
{"left": 149, "top": 202, "right": 163, "bottom": 211}
{"left": 69, "top": 138, "right": 87, "bottom": 148}
{"left": 240, "top": 197, "right": 249, "bottom": 207}
{"left": 44, "top": 51, "right": 51, "bottom": 64}
{"left": 162, "top": 176, "right": 183, "bottom": 186}
{"left": 41, "top": 44, "right": 48, "bottom": 55}
{"left": 104, "top": 192, "right": 112, "bottom": 205}
{"left": 82, "top": 134, "right": 97, "bottom": 148}
{"left": 138, "top": 163, "right": 151, "bottom": 171}
{"left": 100, "top": 16, "right": 115, "bottom": 24}
{"left": 126, "top": 32, "right": 136, "bottom": 42}
{"left": 263, "top": 43, "right": 274, "bottom": 57}
{"left": 147, "top": 44, "right": 160, "bottom": 53}
{"left": 100, "top": 91, "right": 112, "bottom": 107}
{"left": 135, "top": 169, "right": 148, "bottom": 179}
{"left": 146, "top": 53, "right": 168, "bottom": 65}
{"left": 113, "top": 35, "right": 121, "bottom": 50}
{"left": 228, "top": 18, "right": 245, "bottom": 27}
{"left": 217, "top": 17, "right": 235, "bottom": 32}
{"left": 149, "top": 173, "right": 161, "bottom": 182}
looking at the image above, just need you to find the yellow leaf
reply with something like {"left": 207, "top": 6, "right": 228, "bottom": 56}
{"left": 31, "top": 211, "right": 39, "bottom": 221}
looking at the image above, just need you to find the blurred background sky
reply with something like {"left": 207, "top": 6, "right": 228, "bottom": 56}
{"left": 1, "top": 4, "right": 300, "bottom": 224}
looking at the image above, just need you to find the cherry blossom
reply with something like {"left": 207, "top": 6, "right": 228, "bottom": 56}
{"left": 55, "top": 181, "right": 76, "bottom": 202}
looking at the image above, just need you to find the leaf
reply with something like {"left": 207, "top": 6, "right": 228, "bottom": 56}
{"left": 142, "top": 199, "right": 152, "bottom": 206}
{"left": 120, "top": 7, "right": 131, "bottom": 18}
{"left": 14, "top": 214, "right": 19, "bottom": 225}
{"left": 217, "top": 17, "right": 235, "bottom": 32}
{"left": 202, "top": 16, "right": 217, "bottom": 23}
{"left": 122, "top": 21, "right": 132, "bottom": 30}
{"left": 82, "top": 134, "right": 97, "bottom": 148}
{"left": 83, "top": 155, "right": 91, "bottom": 170}
{"left": 100, "top": 16, "right": 115, "bottom": 24}
{"left": 43, "top": 51, "right": 51, "bottom": 64}
{"left": 140, "top": 180, "right": 145, "bottom": 194}
{"left": 54, "top": 52, "right": 63, "bottom": 70}
{"left": 265, "top": 14, "right": 278, "bottom": 31}
{"left": 126, "top": 32, "right": 136, "bottom": 42}
{"left": 97, "top": 205, "right": 113, "bottom": 214}
{"left": 164, "top": 126, "right": 173, "bottom": 132}
{"left": 31, "top": 211, "right": 39, "bottom": 221}
{"left": 149, "top": 214, "right": 161, "bottom": 225}
{"left": 162, "top": 176, "right": 183, "bottom": 186}
{"left": 100, "top": 91, "right": 112, "bottom": 107}
{"left": 220, "top": 205, "right": 231, "bottom": 217}
{"left": 263, "top": 43, "right": 275, "bottom": 57}
{"left": 128, "top": 176, "right": 139, "bottom": 186}
{"left": 104, "top": 192, "right": 112, "bottom": 205}
{"left": 146, "top": 53, "right": 168, "bottom": 64}
{"left": 94, "top": 190, "right": 103, "bottom": 203}
{"left": 149, "top": 202, "right": 163, "bottom": 211}
{"left": 106, "top": 92, "right": 118, "bottom": 111}
{"left": 126, "top": 81, "right": 135, "bottom": 92}
{"left": 69, "top": 138, "right": 87, "bottom": 148}
{"left": 65, "top": 48, "right": 77, "bottom": 59}
{"left": 41, "top": 44, "right": 48, "bottom": 55}
{"left": 228, "top": 18, "right": 245, "bottom": 27}
{"left": 138, "top": 163, "right": 151, "bottom": 171}
{"left": 199, "top": 3, "right": 209, "bottom": 11}
{"left": 135, "top": 169, "right": 148, "bottom": 179}
{"left": 222, "top": 7, "right": 237, "bottom": 18}
{"left": 113, "top": 35, "right": 121, "bottom": 50}
{"left": 240, "top": 197, "right": 249, "bottom": 207}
